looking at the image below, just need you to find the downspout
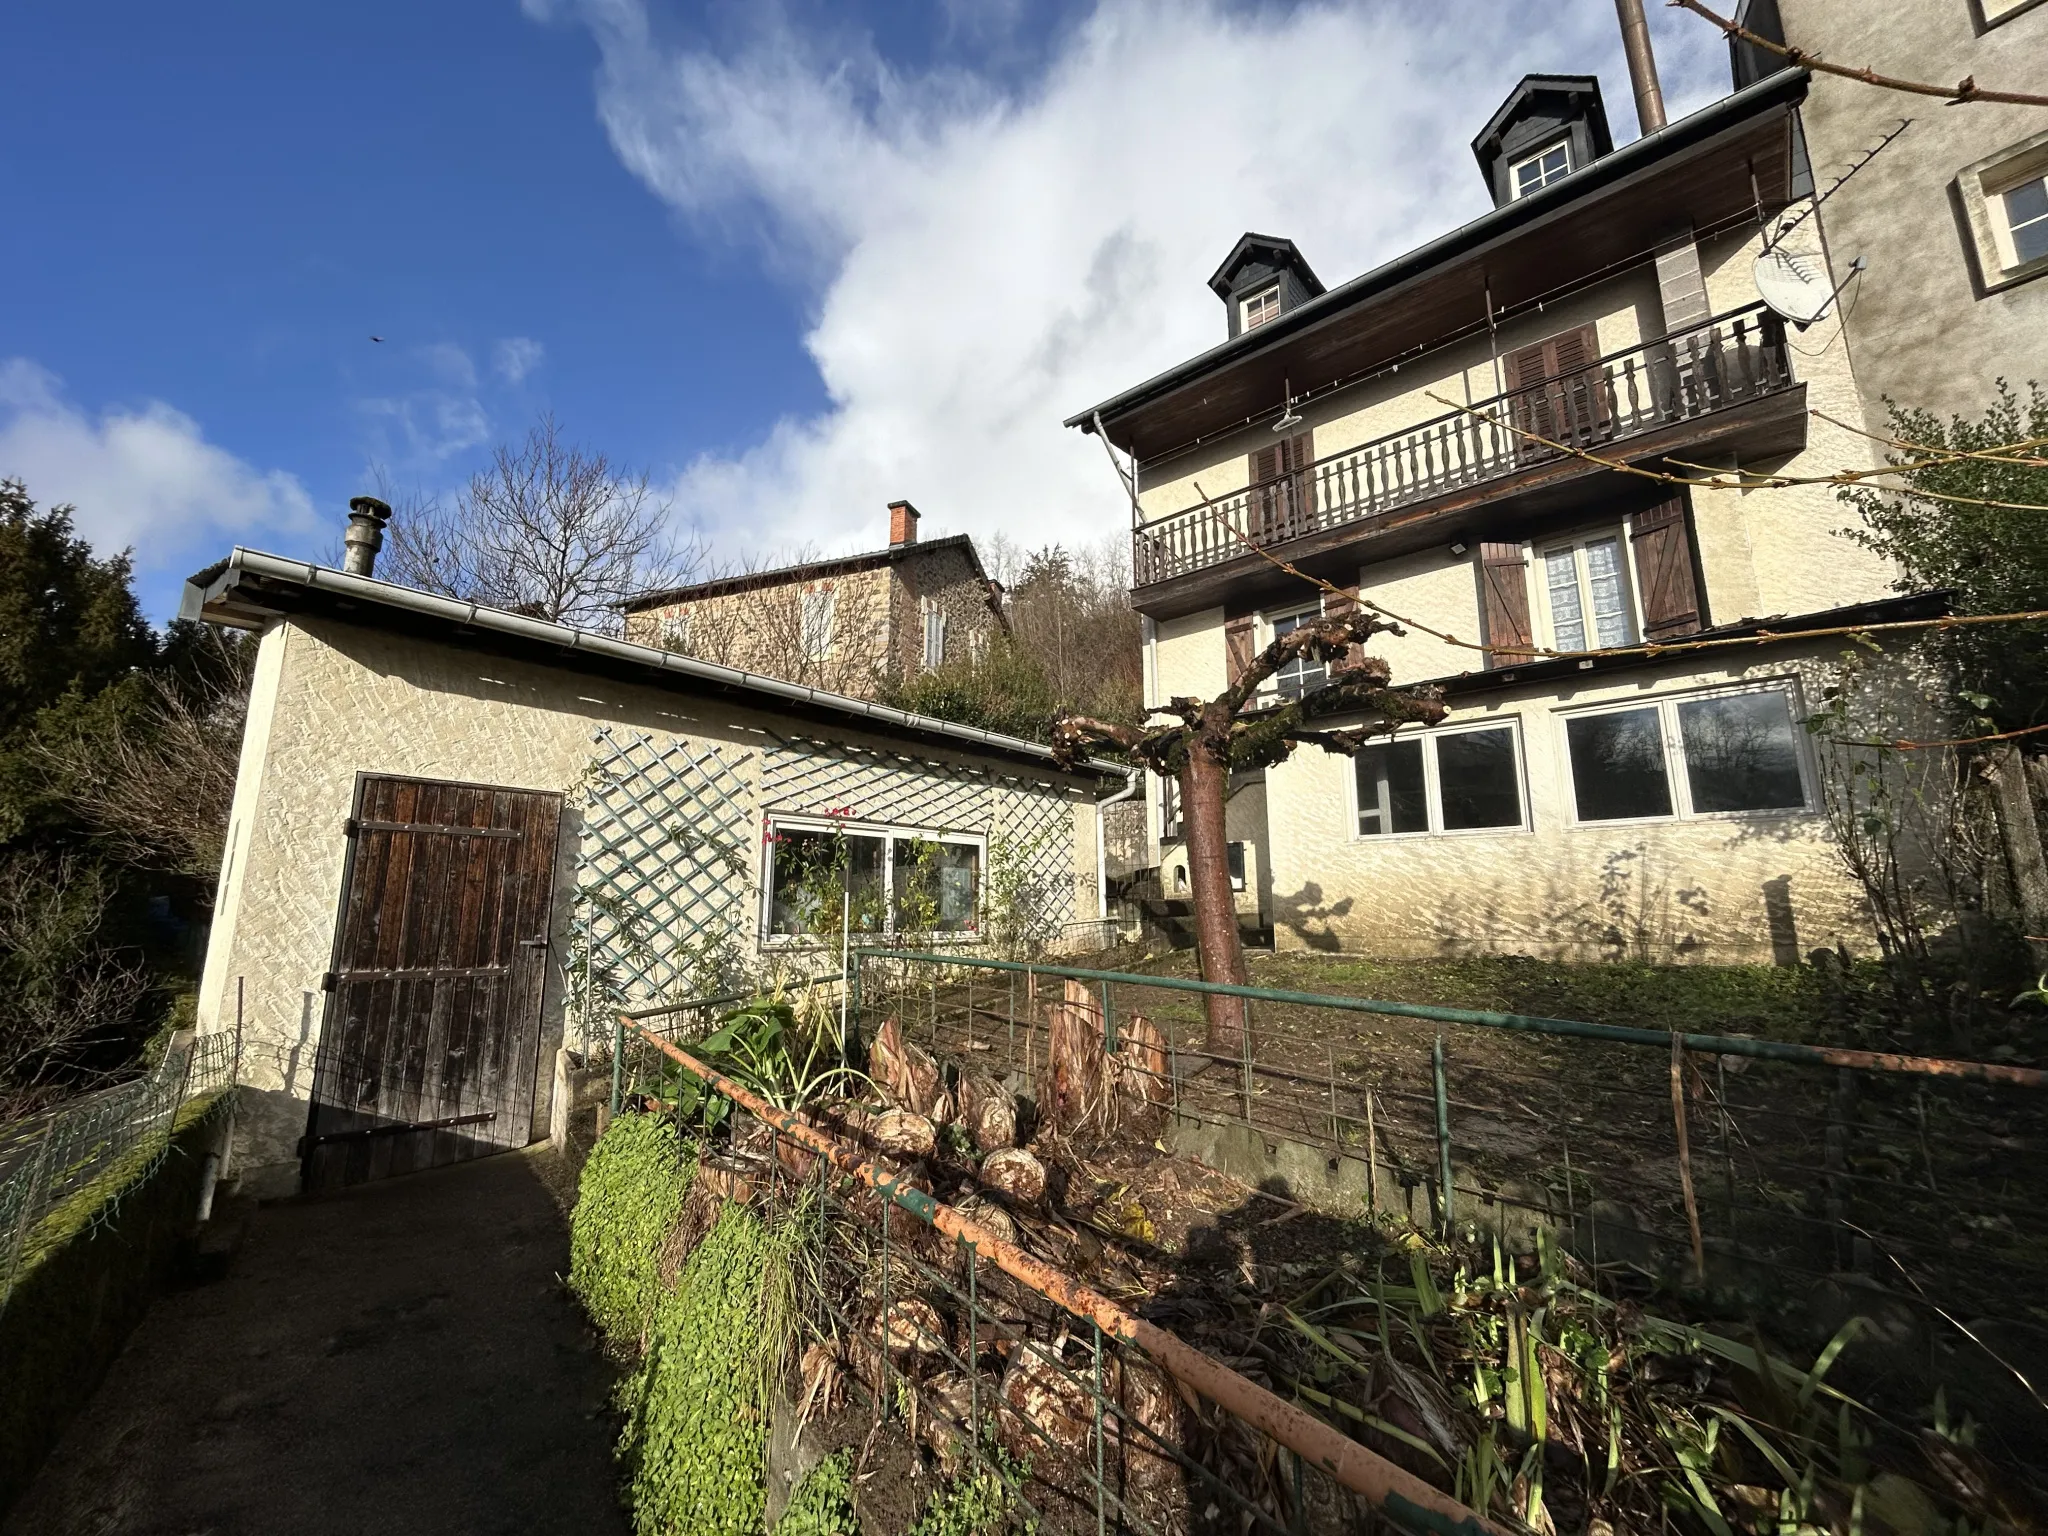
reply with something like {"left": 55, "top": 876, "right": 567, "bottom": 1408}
{"left": 1096, "top": 767, "right": 1142, "bottom": 935}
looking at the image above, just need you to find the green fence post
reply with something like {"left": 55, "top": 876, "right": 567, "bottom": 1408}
{"left": 1101, "top": 979, "right": 1117, "bottom": 1054}
{"left": 610, "top": 1014, "right": 625, "bottom": 1118}
{"left": 1433, "top": 1034, "right": 1454, "bottom": 1234}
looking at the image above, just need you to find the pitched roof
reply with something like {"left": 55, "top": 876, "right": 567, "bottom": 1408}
{"left": 180, "top": 549, "right": 1112, "bottom": 782}
{"left": 620, "top": 533, "right": 1000, "bottom": 615}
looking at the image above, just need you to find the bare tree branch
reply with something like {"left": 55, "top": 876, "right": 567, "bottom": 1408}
{"left": 378, "top": 413, "right": 701, "bottom": 633}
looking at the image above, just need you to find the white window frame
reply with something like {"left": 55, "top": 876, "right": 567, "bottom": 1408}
{"left": 1555, "top": 679, "right": 1816, "bottom": 830}
{"left": 1346, "top": 717, "right": 1531, "bottom": 842}
{"left": 1509, "top": 139, "right": 1573, "bottom": 200}
{"left": 759, "top": 813, "right": 986, "bottom": 945}
{"left": 1534, "top": 527, "right": 1641, "bottom": 653}
{"left": 922, "top": 600, "right": 948, "bottom": 670}
{"left": 1240, "top": 284, "right": 1281, "bottom": 331}
{"left": 800, "top": 585, "right": 836, "bottom": 660}
{"left": 1158, "top": 775, "right": 1181, "bottom": 843}
{"left": 1956, "top": 128, "right": 2048, "bottom": 293}
{"left": 1262, "top": 605, "right": 1328, "bottom": 702}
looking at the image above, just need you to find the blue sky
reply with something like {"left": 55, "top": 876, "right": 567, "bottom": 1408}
{"left": 1, "top": 1, "right": 1731, "bottom": 621}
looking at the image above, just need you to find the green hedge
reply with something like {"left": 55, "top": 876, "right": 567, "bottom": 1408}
{"left": 0, "top": 1091, "right": 230, "bottom": 1517}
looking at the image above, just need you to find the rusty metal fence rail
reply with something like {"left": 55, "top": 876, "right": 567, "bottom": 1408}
{"left": 844, "top": 951, "right": 2048, "bottom": 1447}
{"left": 0, "top": 1028, "right": 240, "bottom": 1314}
{"left": 615, "top": 1015, "right": 1504, "bottom": 1536}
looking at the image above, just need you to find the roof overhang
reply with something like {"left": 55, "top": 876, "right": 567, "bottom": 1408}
{"left": 182, "top": 550, "right": 1116, "bottom": 785}
{"left": 1066, "top": 68, "right": 1810, "bottom": 464}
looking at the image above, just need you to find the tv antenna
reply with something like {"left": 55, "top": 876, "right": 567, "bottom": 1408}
{"left": 1763, "top": 118, "right": 1910, "bottom": 253}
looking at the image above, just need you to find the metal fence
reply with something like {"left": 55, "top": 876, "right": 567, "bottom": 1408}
{"left": 0, "top": 1028, "right": 240, "bottom": 1312}
{"left": 842, "top": 953, "right": 2048, "bottom": 1453}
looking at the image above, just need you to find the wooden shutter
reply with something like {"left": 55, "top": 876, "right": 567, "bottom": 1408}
{"left": 1321, "top": 584, "right": 1364, "bottom": 667}
{"left": 1284, "top": 430, "right": 1316, "bottom": 537}
{"left": 1476, "top": 542, "right": 1532, "bottom": 668}
{"left": 1225, "top": 613, "right": 1256, "bottom": 684}
{"left": 1630, "top": 496, "right": 1704, "bottom": 639}
{"left": 1248, "top": 443, "right": 1283, "bottom": 541}
{"left": 1502, "top": 323, "right": 1605, "bottom": 459}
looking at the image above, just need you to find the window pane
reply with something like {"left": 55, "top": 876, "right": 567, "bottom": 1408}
{"left": 1583, "top": 538, "right": 1633, "bottom": 648}
{"left": 1356, "top": 739, "right": 1428, "bottom": 835}
{"left": 1545, "top": 549, "right": 1587, "bottom": 650}
{"left": 1436, "top": 727, "right": 1522, "bottom": 830}
{"left": 1678, "top": 692, "right": 1805, "bottom": 812}
{"left": 769, "top": 829, "right": 886, "bottom": 935}
{"left": 1271, "top": 611, "right": 1327, "bottom": 699}
{"left": 893, "top": 838, "right": 980, "bottom": 934}
{"left": 1565, "top": 708, "right": 1672, "bottom": 821}
{"left": 2009, "top": 177, "right": 2048, "bottom": 264}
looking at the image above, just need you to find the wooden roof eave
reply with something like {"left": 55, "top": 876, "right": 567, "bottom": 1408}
{"left": 1069, "top": 69, "right": 1810, "bottom": 465}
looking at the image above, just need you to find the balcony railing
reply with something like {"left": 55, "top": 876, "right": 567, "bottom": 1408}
{"left": 1132, "top": 303, "right": 1794, "bottom": 588}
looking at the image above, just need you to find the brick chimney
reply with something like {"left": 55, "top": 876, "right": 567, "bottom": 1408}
{"left": 888, "top": 500, "right": 920, "bottom": 547}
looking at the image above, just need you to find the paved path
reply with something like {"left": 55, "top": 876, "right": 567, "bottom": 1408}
{"left": 5, "top": 1147, "right": 628, "bottom": 1536}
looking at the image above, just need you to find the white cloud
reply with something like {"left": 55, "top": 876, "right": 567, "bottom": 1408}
{"left": 355, "top": 390, "right": 493, "bottom": 465}
{"left": 559, "top": 0, "right": 1730, "bottom": 560}
{"left": 494, "top": 336, "right": 546, "bottom": 385}
{"left": 0, "top": 358, "right": 316, "bottom": 573}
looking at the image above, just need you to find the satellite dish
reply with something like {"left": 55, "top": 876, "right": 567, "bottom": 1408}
{"left": 1753, "top": 247, "right": 1840, "bottom": 328}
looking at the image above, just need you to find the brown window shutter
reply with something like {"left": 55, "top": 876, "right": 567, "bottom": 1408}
{"left": 1224, "top": 613, "right": 1256, "bottom": 683}
{"left": 1501, "top": 339, "right": 1548, "bottom": 393}
{"left": 1476, "top": 542, "right": 1532, "bottom": 668}
{"left": 1630, "top": 496, "right": 1704, "bottom": 639}
{"left": 1287, "top": 430, "right": 1315, "bottom": 534}
{"left": 1247, "top": 444, "right": 1283, "bottom": 541}
{"left": 1321, "top": 584, "right": 1364, "bottom": 666}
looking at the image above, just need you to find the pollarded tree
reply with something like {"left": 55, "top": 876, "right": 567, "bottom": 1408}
{"left": 1051, "top": 606, "right": 1444, "bottom": 1053}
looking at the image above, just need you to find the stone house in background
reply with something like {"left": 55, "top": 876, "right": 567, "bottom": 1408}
{"left": 620, "top": 501, "right": 1008, "bottom": 701}
{"left": 182, "top": 534, "right": 1111, "bottom": 1201}
{"left": 1068, "top": 64, "right": 1942, "bottom": 965}
{"left": 1732, "top": 0, "right": 2048, "bottom": 425}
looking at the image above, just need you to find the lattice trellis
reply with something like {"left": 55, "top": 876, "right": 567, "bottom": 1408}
{"left": 764, "top": 737, "right": 1079, "bottom": 944}
{"left": 578, "top": 728, "right": 755, "bottom": 1011}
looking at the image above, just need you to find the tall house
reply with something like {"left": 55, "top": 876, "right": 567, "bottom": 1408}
{"left": 1068, "top": 69, "right": 1933, "bottom": 964}
{"left": 621, "top": 502, "right": 1007, "bottom": 701}
{"left": 1732, "top": 0, "right": 2048, "bottom": 425}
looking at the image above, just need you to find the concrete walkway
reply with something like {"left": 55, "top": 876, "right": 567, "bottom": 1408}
{"left": 5, "top": 1147, "right": 628, "bottom": 1536}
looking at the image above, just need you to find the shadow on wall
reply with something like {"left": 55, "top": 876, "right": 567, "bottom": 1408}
{"left": 1275, "top": 845, "right": 1820, "bottom": 965}
{"left": 1270, "top": 881, "right": 1353, "bottom": 952}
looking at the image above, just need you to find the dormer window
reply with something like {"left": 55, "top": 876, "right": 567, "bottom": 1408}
{"left": 1241, "top": 285, "right": 1282, "bottom": 331}
{"left": 1510, "top": 140, "right": 1573, "bottom": 199}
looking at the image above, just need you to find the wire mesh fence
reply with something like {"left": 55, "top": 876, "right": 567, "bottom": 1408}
{"left": 843, "top": 952, "right": 2048, "bottom": 1457}
{"left": 0, "top": 1029, "right": 240, "bottom": 1313}
{"left": 614, "top": 1014, "right": 1503, "bottom": 1536}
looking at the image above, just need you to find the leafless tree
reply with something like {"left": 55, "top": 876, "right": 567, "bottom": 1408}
{"left": 1053, "top": 610, "right": 1443, "bottom": 1053}
{"left": 378, "top": 414, "right": 700, "bottom": 633}
{"left": 37, "top": 647, "right": 250, "bottom": 885}
{"left": 0, "top": 852, "right": 148, "bottom": 1118}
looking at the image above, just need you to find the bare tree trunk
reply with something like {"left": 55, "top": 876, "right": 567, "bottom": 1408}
{"left": 1181, "top": 722, "right": 1249, "bottom": 1056}
{"left": 1986, "top": 745, "right": 2048, "bottom": 970}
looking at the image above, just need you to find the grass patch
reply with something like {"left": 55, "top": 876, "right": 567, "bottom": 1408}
{"left": 568, "top": 1112, "right": 692, "bottom": 1345}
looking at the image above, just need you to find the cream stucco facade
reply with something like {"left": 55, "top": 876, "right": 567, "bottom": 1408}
{"left": 196, "top": 607, "right": 1098, "bottom": 1198}
{"left": 1102, "top": 72, "right": 1931, "bottom": 966}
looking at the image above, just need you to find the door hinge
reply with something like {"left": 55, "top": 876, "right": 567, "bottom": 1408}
{"left": 320, "top": 972, "right": 338, "bottom": 992}
{"left": 343, "top": 817, "right": 360, "bottom": 838}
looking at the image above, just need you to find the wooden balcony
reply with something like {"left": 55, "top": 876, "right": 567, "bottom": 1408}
{"left": 1131, "top": 304, "right": 1801, "bottom": 605}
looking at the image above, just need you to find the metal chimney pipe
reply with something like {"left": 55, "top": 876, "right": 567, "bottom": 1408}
{"left": 342, "top": 495, "right": 392, "bottom": 577}
{"left": 1615, "top": 0, "right": 1667, "bottom": 135}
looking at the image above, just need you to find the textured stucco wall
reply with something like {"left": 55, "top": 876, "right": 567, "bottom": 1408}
{"left": 1780, "top": 0, "right": 2048, "bottom": 424}
{"left": 196, "top": 616, "right": 1090, "bottom": 1196}
{"left": 1262, "top": 646, "right": 1879, "bottom": 963}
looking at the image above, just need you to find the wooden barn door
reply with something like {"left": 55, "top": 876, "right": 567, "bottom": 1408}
{"left": 302, "top": 775, "right": 563, "bottom": 1193}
